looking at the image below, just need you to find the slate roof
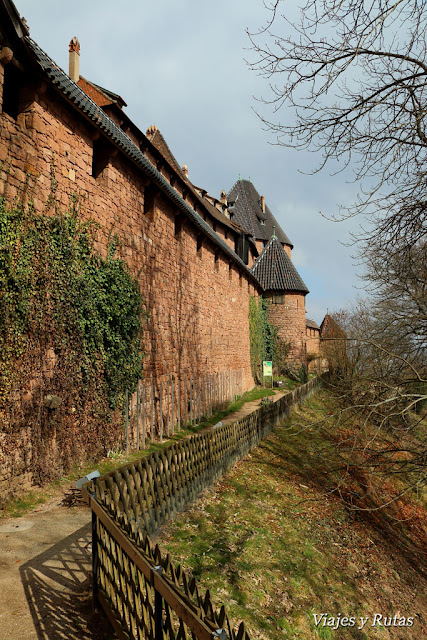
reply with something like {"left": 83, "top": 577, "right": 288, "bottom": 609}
{"left": 251, "top": 235, "right": 309, "bottom": 294}
{"left": 306, "top": 318, "right": 320, "bottom": 330}
{"left": 227, "top": 179, "right": 293, "bottom": 248}
{"left": 19, "top": 36, "right": 260, "bottom": 286}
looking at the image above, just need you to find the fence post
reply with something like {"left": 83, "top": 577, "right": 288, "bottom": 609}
{"left": 152, "top": 565, "right": 163, "bottom": 640}
{"left": 166, "top": 379, "right": 170, "bottom": 437}
{"left": 182, "top": 380, "right": 188, "bottom": 429}
{"left": 125, "top": 389, "right": 129, "bottom": 455}
{"left": 171, "top": 378, "right": 175, "bottom": 435}
{"left": 91, "top": 477, "right": 99, "bottom": 611}
{"left": 151, "top": 383, "right": 155, "bottom": 442}
{"left": 142, "top": 385, "right": 146, "bottom": 449}
{"left": 202, "top": 376, "right": 206, "bottom": 418}
{"left": 136, "top": 384, "right": 140, "bottom": 450}
{"left": 159, "top": 382, "right": 163, "bottom": 441}
{"left": 178, "top": 379, "right": 181, "bottom": 430}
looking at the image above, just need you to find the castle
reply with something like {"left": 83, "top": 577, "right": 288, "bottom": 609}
{"left": 0, "top": 0, "right": 323, "bottom": 498}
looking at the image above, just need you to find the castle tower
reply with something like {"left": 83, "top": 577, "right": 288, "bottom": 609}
{"left": 227, "top": 178, "right": 293, "bottom": 264}
{"left": 251, "top": 233, "right": 309, "bottom": 366}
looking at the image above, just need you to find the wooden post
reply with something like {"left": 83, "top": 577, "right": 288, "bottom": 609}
{"left": 159, "top": 382, "right": 163, "bottom": 441}
{"left": 183, "top": 379, "right": 187, "bottom": 427}
{"left": 136, "top": 384, "right": 140, "bottom": 450}
{"left": 151, "top": 383, "right": 155, "bottom": 442}
{"left": 91, "top": 510, "right": 99, "bottom": 611}
{"left": 207, "top": 375, "right": 211, "bottom": 417}
{"left": 125, "top": 389, "right": 129, "bottom": 454}
{"left": 142, "top": 386, "right": 146, "bottom": 449}
{"left": 177, "top": 379, "right": 181, "bottom": 430}
{"left": 166, "top": 379, "right": 170, "bottom": 437}
{"left": 191, "top": 378, "right": 195, "bottom": 425}
{"left": 202, "top": 376, "right": 206, "bottom": 418}
{"left": 171, "top": 378, "right": 175, "bottom": 435}
{"left": 153, "top": 566, "right": 163, "bottom": 640}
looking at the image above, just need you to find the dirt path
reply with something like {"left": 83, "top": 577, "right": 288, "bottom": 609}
{"left": 0, "top": 394, "right": 282, "bottom": 640}
{"left": 0, "top": 496, "right": 112, "bottom": 640}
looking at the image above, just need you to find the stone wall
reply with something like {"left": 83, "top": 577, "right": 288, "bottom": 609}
{"left": 306, "top": 327, "right": 321, "bottom": 371}
{"left": 267, "top": 293, "right": 307, "bottom": 366}
{"left": 0, "top": 66, "right": 260, "bottom": 500}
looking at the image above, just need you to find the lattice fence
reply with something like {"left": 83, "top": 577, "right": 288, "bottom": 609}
{"left": 83, "top": 373, "right": 329, "bottom": 639}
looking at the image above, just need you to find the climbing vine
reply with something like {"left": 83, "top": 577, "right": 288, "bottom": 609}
{"left": 249, "top": 296, "right": 278, "bottom": 383}
{"left": 0, "top": 197, "right": 145, "bottom": 486}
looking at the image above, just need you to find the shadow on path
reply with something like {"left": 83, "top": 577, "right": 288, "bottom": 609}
{"left": 19, "top": 523, "right": 112, "bottom": 640}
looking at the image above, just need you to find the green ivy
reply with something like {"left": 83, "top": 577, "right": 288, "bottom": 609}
{"left": 249, "top": 296, "right": 278, "bottom": 383}
{"left": 0, "top": 198, "right": 144, "bottom": 409}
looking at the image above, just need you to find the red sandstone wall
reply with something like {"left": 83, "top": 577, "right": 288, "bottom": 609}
{"left": 0, "top": 90, "right": 256, "bottom": 385}
{"left": 267, "top": 293, "right": 307, "bottom": 366}
{"left": 0, "top": 73, "right": 259, "bottom": 497}
{"left": 306, "top": 327, "right": 321, "bottom": 372}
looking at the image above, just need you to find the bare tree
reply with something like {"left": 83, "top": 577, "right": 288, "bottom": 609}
{"left": 248, "top": 0, "right": 427, "bottom": 248}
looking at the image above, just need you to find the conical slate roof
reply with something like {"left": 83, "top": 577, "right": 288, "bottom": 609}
{"left": 251, "top": 235, "right": 309, "bottom": 294}
{"left": 227, "top": 179, "right": 293, "bottom": 248}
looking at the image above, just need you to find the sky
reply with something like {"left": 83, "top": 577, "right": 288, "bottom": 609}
{"left": 14, "top": 0, "right": 367, "bottom": 325}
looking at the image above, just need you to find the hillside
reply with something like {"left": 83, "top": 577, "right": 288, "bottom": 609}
{"left": 155, "top": 391, "right": 427, "bottom": 640}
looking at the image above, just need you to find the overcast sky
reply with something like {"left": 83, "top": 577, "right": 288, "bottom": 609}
{"left": 15, "top": 0, "right": 367, "bottom": 324}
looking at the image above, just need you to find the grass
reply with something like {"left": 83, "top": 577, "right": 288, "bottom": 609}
{"left": 0, "top": 385, "right": 276, "bottom": 518}
{"left": 155, "top": 391, "right": 427, "bottom": 640}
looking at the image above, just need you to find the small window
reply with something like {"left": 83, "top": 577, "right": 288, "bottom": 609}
{"left": 214, "top": 251, "right": 219, "bottom": 270}
{"left": 92, "top": 139, "right": 110, "bottom": 179}
{"left": 272, "top": 294, "right": 285, "bottom": 304}
{"left": 260, "top": 220, "right": 265, "bottom": 226}
{"left": 2, "top": 64, "right": 22, "bottom": 120}
{"left": 174, "top": 215, "right": 183, "bottom": 237}
{"left": 229, "top": 263, "right": 233, "bottom": 280}
{"left": 144, "top": 183, "right": 156, "bottom": 220}
{"left": 197, "top": 234, "right": 203, "bottom": 255}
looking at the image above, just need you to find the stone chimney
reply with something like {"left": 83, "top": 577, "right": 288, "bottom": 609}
{"left": 69, "top": 37, "right": 80, "bottom": 83}
{"left": 182, "top": 164, "right": 188, "bottom": 177}
{"left": 261, "top": 195, "right": 265, "bottom": 213}
{"left": 220, "top": 189, "right": 228, "bottom": 206}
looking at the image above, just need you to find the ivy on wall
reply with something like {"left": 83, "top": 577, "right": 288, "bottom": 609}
{"left": 249, "top": 296, "right": 277, "bottom": 383}
{"left": 0, "top": 197, "right": 145, "bottom": 486}
{"left": 249, "top": 296, "right": 292, "bottom": 382}
{"left": 0, "top": 197, "right": 143, "bottom": 407}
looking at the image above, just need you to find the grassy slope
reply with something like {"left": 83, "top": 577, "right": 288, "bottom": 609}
{"left": 155, "top": 392, "right": 427, "bottom": 640}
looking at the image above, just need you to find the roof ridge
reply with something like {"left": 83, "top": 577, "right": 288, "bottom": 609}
{"left": 23, "top": 36, "right": 261, "bottom": 288}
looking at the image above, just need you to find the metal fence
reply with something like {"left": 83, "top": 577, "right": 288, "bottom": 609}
{"left": 124, "top": 369, "right": 245, "bottom": 452}
{"left": 83, "top": 373, "right": 329, "bottom": 640}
